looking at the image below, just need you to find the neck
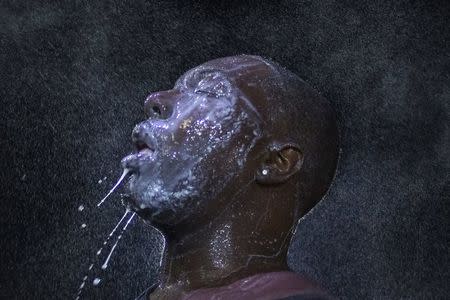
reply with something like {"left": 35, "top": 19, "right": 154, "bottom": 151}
{"left": 152, "top": 222, "right": 290, "bottom": 299}
{"left": 155, "top": 220, "right": 294, "bottom": 296}
{"left": 180, "top": 224, "right": 288, "bottom": 275}
{"left": 151, "top": 183, "right": 299, "bottom": 299}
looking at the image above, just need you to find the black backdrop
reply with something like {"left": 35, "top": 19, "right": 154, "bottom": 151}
{"left": 1, "top": 1, "right": 449, "bottom": 299}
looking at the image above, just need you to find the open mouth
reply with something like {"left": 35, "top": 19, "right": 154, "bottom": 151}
{"left": 135, "top": 140, "right": 155, "bottom": 153}
{"left": 132, "top": 129, "right": 157, "bottom": 152}
{"left": 121, "top": 132, "right": 158, "bottom": 170}
{"left": 134, "top": 142, "right": 155, "bottom": 159}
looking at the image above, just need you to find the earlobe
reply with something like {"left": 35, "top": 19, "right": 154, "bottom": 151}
{"left": 256, "top": 144, "right": 303, "bottom": 185}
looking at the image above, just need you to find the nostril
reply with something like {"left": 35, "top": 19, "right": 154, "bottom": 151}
{"left": 145, "top": 90, "right": 176, "bottom": 120}
{"left": 152, "top": 105, "right": 162, "bottom": 116}
{"left": 148, "top": 103, "right": 172, "bottom": 120}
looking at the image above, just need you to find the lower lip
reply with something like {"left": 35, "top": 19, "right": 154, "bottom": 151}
{"left": 121, "top": 149, "right": 155, "bottom": 170}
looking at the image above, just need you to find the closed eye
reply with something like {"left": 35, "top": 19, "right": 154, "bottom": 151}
{"left": 194, "top": 86, "right": 218, "bottom": 97}
{"left": 194, "top": 74, "right": 231, "bottom": 98}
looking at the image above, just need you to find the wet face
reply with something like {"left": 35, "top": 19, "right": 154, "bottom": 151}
{"left": 121, "top": 57, "right": 267, "bottom": 226}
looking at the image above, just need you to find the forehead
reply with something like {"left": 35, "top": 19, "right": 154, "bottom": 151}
{"left": 184, "top": 55, "right": 274, "bottom": 81}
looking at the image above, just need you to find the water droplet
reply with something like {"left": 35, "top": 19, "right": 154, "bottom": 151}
{"left": 78, "top": 205, "right": 84, "bottom": 212}
{"left": 93, "top": 278, "right": 101, "bottom": 286}
{"left": 81, "top": 223, "right": 87, "bottom": 229}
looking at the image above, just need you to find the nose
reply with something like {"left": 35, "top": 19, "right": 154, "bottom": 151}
{"left": 144, "top": 89, "right": 177, "bottom": 120}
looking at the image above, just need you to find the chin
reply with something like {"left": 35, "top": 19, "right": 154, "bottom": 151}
{"left": 124, "top": 185, "right": 197, "bottom": 226}
{"left": 134, "top": 206, "right": 195, "bottom": 231}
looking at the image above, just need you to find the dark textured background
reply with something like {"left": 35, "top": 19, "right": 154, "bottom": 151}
{"left": 1, "top": 0, "right": 449, "bottom": 299}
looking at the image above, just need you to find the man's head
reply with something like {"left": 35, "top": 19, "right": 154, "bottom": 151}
{"left": 122, "top": 55, "right": 339, "bottom": 235}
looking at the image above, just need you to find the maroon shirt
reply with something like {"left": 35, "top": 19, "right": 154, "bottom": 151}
{"left": 181, "top": 272, "right": 331, "bottom": 300}
{"left": 136, "top": 272, "right": 332, "bottom": 300}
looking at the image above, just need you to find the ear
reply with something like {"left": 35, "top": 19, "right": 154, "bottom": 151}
{"left": 256, "top": 144, "right": 303, "bottom": 185}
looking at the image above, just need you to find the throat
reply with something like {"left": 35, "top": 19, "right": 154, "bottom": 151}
{"left": 156, "top": 220, "right": 291, "bottom": 296}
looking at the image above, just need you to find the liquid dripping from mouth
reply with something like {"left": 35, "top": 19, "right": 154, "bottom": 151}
{"left": 96, "top": 210, "right": 130, "bottom": 256}
{"left": 97, "top": 169, "right": 130, "bottom": 207}
{"left": 75, "top": 210, "right": 132, "bottom": 299}
{"left": 75, "top": 274, "right": 89, "bottom": 300}
{"left": 101, "top": 212, "right": 136, "bottom": 270}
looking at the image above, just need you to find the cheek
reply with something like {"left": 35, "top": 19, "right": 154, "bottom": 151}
{"left": 165, "top": 98, "right": 259, "bottom": 168}
{"left": 172, "top": 110, "right": 234, "bottom": 151}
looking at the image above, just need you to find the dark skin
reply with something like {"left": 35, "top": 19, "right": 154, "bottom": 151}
{"left": 122, "top": 55, "right": 338, "bottom": 299}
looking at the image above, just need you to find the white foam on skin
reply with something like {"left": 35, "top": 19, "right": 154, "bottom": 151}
{"left": 132, "top": 105, "right": 261, "bottom": 221}
{"left": 121, "top": 62, "right": 263, "bottom": 261}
